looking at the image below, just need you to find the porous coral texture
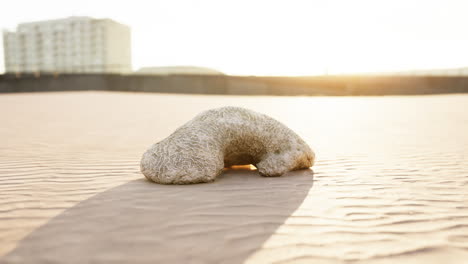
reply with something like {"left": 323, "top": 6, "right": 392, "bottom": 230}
{"left": 141, "top": 107, "right": 315, "bottom": 184}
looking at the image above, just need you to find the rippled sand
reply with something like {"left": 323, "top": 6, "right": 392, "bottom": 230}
{"left": 0, "top": 92, "right": 467, "bottom": 264}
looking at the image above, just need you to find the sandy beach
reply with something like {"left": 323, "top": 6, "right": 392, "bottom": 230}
{"left": 0, "top": 91, "right": 467, "bottom": 263}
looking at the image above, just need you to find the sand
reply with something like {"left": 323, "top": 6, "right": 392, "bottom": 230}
{"left": 0, "top": 91, "right": 467, "bottom": 264}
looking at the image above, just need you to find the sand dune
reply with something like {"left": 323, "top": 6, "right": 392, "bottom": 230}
{"left": 0, "top": 92, "right": 467, "bottom": 263}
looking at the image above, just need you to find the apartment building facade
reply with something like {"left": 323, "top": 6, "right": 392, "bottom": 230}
{"left": 3, "top": 17, "right": 131, "bottom": 74}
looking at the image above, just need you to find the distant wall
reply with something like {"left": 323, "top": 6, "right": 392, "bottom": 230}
{"left": 2, "top": 73, "right": 468, "bottom": 95}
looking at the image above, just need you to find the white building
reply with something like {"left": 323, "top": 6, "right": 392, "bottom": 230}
{"left": 3, "top": 16, "right": 131, "bottom": 74}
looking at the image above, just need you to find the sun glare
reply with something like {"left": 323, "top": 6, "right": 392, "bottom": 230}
{"left": 2, "top": 0, "right": 468, "bottom": 75}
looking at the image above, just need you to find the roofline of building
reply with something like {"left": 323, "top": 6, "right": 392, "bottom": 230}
{"left": 14, "top": 16, "right": 129, "bottom": 30}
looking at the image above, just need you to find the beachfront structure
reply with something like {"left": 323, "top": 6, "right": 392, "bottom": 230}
{"left": 135, "top": 66, "right": 224, "bottom": 75}
{"left": 2, "top": 17, "right": 131, "bottom": 74}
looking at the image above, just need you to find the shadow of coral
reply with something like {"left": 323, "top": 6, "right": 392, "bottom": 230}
{"left": 1, "top": 169, "right": 314, "bottom": 264}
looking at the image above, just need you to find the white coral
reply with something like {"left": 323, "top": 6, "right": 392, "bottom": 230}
{"left": 140, "top": 107, "right": 315, "bottom": 184}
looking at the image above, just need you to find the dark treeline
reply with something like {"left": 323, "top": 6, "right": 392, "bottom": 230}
{"left": 1, "top": 73, "right": 468, "bottom": 95}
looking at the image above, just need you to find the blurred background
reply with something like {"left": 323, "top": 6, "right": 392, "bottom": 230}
{"left": 2, "top": 0, "right": 468, "bottom": 94}
{"left": 3, "top": 0, "right": 468, "bottom": 76}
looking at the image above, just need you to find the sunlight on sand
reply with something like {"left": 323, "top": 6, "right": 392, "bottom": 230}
{"left": 1, "top": 92, "right": 467, "bottom": 263}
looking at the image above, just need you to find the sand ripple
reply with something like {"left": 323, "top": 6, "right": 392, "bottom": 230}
{"left": 1, "top": 92, "right": 468, "bottom": 263}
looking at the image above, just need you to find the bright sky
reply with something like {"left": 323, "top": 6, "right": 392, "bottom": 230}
{"left": 1, "top": 0, "right": 468, "bottom": 76}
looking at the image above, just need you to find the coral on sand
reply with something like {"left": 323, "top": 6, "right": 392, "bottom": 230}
{"left": 141, "top": 107, "right": 315, "bottom": 184}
